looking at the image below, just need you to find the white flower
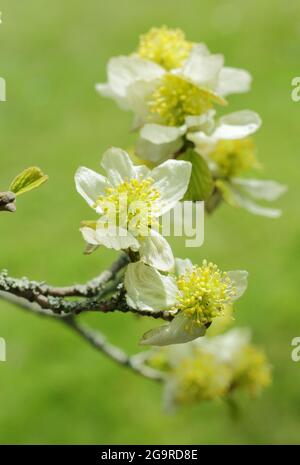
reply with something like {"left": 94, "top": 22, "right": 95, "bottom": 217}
{"left": 125, "top": 258, "right": 248, "bottom": 346}
{"left": 75, "top": 147, "right": 191, "bottom": 271}
{"left": 96, "top": 40, "right": 252, "bottom": 160}
{"left": 187, "top": 109, "right": 262, "bottom": 157}
{"left": 137, "top": 109, "right": 261, "bottom": 163}
{"left": 194, "top": 328, "right": 251, "bottom": 363}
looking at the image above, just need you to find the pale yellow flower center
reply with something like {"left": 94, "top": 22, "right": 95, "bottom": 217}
{"left": 174, "top": 260, "right": 236, "bottom": 325}
{"left": 210, "top": 138, "right": 258, "bottom": 177}
{"left": 95, "top": 178, "right": 160, "bottom": 234}
{"left": 175, "top": 353, "right": 231, "bottom": 403}
{"left": 137, "top": 26, "right": 193, "bottom": 70}
{"left": 148, "top": 74, "right": 226, "bottom": 127}
{"left": 233, "top": 346, "right": 272, "bottom": 395}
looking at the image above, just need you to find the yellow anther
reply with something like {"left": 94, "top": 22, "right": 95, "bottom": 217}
{"left": 137, "top": 26, "right": 193, "bottom": 70}
{"left": 174, "top": 260, "right": 236, "bottom": 326}
{"left": 210, "top": 138, "right": 259, "bottom": 177}
{"left": 148, "top": 74, "right": 226, "bottom": 127}
{"left": 175, "top": 353, "right": 231, "bottom": 403}
{"left": 96, "top": 177, "right": 160, "bottom": 234}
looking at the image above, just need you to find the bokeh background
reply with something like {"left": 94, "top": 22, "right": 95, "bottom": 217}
{"left": 0, "top": 0, "right": 299, "bottom": 444}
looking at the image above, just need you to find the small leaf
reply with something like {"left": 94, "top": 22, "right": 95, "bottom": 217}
{"left": 10, "top": 167, "right": 48, "bottom": 196}
{"left": 179, "top": 149, "right": 213, "bottom": 201}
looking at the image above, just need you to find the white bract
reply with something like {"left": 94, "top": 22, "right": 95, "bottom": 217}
{"left": 75, "top": 147, "right": 191, "bottom": 272}
{"left": 125, "top": 258, "right": 248, "bottom": 346}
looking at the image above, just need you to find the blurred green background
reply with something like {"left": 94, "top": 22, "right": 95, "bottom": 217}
{"left": 0, "top": 0, "right": 299, "bottom": 444}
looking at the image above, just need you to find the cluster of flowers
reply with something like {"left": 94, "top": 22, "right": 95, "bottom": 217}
{"left": 74, "top": 27, "right": 281, "bottom": 407}
{"left": 96, "top": 26, "right": 287, "bottom": 217}
{"left": 140, "top": 328, "right": 271, "bottom": 409}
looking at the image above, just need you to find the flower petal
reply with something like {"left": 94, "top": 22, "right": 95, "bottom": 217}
{"left": 236, "top": 194, "right": 282, "bottom": 218}
{"left": 101, "top": 147, "right": 136, "bottom": 185}
{"left": 135, "top": 164, "right": 151, "bottom": 180}
{"left": 100, "top": 55, "right": 164, "bottom": 97}
{"left": 137, "top": 123, "right": 185, "bottom": 162}
{"left": 196, "top": 328, "right": 251, "bottom": 363}
{"left": 239, "top": 197, "right": 283, "bottom": 218}
{"left": 180, "top": 44, "right": 224, "bottom": 89}
{"left": 95, "top": 83, "right": 128, "bottom": 110}
{"left": 140, "top": 124, "right": 186, "bottom": 144}
{"left": 136, "top": 136, "right": 183, "bottom": 163}
{"left": 227, "top": 270, "right": 248, "bottom": 300}
{"left": 127, "top": 79, "right": 161, "bottom": 127}
{"left": 185, "top": 109, "right": 216, "bottom": 130}
{"left": 218, "top": 180, "right": 284, "bottom": 218}
{"left": 139, "top": 230, "right": 175, "bottom": 272}
{"left": 140, "top": 313, "right": 207, "bottom": 346}
{"left": 80, "top": 226, "right": 99, "bottom": 245}
{"left": 95, "top": 226, "right": 140, "bottom": 251}
{"left": 125, "top": 262, "right": 177, "bottom": 312}
{"left": 216, "top": 67, "right": 252, "bottom": 97}
{"left": 232, "top": 178, "right": 287, "bottom": 201}
{"left": 213, "top": 110, "right": 262, "bottom": 140}
{"left": 187, "top": 131, "right": 217, "bottom": 156}
{"left": 174, "top": 258, "right": 193, "bottom": 276}
{"left": 75, "top": 167, "right": 108, "bottom": 208}
{"left": 150, "top": 159, "right": 192, "bottom": 214}
{"left": 137, "top": 122, "right": 185, "bottom": 162}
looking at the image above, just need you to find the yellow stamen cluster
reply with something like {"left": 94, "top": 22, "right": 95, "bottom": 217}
{"left": 137, "top": 26, "right": 193, "bottom": 70}
{"left": 232, "top": 346, "right": 272, "bottom": 396}
{"left": 148, "top": 74, "right": 226, "bottom": 127}
{"left": 210, "top": 138, "right": 258, "bottom": 177}
{"left": 95, "top": 178, "right": 160, "bottom": 234}
{"left": 174, "top": 353, "right": 232, "bottom": 403}
{"left": 173, "top": 343, "right": 271, "bottom": 405}
{"left": 174, "top": 260, "right": 236, "bottom": 326}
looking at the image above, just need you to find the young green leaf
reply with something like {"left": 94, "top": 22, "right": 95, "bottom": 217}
{"left": 179, "top": 149, "right": 213, "bottom": 201}
{"left": 9, "top": 167, "right": 48, "bottom": 196}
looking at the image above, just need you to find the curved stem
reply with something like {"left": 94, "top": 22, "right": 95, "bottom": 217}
{"left": 64, "top": 318, "right": 164, "bottom": 382}
{"left": 0, "top": 290, "right": 164, "bottom": 382}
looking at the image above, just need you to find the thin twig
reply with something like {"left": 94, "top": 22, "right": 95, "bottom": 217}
{"left": 0, "top": 291, "right": 68, "bottom": 319}
{"left": 0, "top": 254, "right": 128, "bottom": 302}
{"left": 0, "top": 290, "right": 164, "bottom": 382}
{"left": 64, "top": 318, "right": 164, "bottom": 382}
{"left": 0, "top": 267, "right": 174, "bottom": 321}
